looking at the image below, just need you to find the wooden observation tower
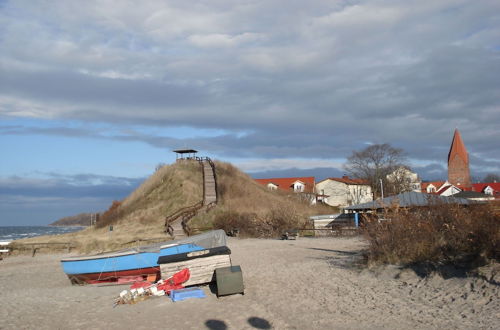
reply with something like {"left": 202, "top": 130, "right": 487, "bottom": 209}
{"left": 173, "top": 149, "right": 198, "bottom": 161}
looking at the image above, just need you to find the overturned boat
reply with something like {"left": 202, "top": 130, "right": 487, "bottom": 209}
{"left": 60, "top": 230, "right": 227, "bottom": 284}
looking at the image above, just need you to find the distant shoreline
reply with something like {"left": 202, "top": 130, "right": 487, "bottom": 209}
{"left": 48, "top": 224, "right": 88, "bottom": 228}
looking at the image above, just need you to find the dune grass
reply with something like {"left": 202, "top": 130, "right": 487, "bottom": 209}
{"left": 362, "top": 201, "right": 500, "bottom": 269}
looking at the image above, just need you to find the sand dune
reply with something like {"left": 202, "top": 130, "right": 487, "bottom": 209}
{"left": 1, "top": 237, "right": 498, "bottom": 330}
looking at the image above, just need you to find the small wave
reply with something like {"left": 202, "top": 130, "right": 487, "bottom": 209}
{"left": 0, "top": 226, "right": 85, "bottom": 241}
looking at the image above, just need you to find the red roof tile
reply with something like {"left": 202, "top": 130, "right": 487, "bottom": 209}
{"left": 436, "top": 184, "right": 454, "bottom": 195}
{"left": 472, "top": 183, "right": 500, "bottom": 193}
{"left": 421, "top": 181, "right": 445, "bottom": 191}
{"left": 255, "top": 177, "right": 315, "bottom": 193}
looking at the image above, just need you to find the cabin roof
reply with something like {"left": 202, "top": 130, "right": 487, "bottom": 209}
{"left": 345, "top": 191, "right": 475, "bottom": 211}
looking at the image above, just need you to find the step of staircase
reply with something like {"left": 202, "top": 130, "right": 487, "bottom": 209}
{"left": 169, "top": 222, "right": 187, "bottom": 239}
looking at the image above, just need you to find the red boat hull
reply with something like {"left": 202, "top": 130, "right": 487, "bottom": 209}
{"left": 67, "top": 267, "right": 160, "bottom": 284}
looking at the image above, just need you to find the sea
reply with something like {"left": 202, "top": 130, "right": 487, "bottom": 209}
{"left": 0, "top": 226, "right": 86, "bottom": 242}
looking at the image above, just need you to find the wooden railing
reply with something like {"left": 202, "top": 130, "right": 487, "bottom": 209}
{"left": 164, "top": 200, "right": 204, "bottom": 234}
{"left": 163, "top": 156, "right": 218, "bottom": 236}
{"left": 121, "top": 237, "right": 172, "bottom": 246}
{"left": 9, "top": 242, "right": 76, "bottom": 257}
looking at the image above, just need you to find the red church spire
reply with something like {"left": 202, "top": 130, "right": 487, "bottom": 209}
{"left": 447, "top": 129, "right": 471, "bottom": 188}
{"left": 448, "top": 129, "right": 468, "bottom": 165}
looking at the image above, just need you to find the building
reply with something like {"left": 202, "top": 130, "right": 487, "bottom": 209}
{"left": 472, "top": 183, "right": 500, "bottom": 200}
{"left": 435, "top": 182, "right": 462, "bottom": 196}
{"left": 255, "top": 177, "right": 316, "bottom": 204}
{"left": 421, "top": 181, "right": 446, "bottom": 193}
{"left": 345, "top": 191, "right": 475, "bottom": 212}
{"left": 448, "top": 129, "right": 472, "bottom": 188}
{"left": 421, "top": 180, "right": 462, "bottom": 196}
{"left": 452, "top": 191, "right": 495, "bottom": 202}
{"left": 316, "top": 176, "right": 373, "bottom": 208}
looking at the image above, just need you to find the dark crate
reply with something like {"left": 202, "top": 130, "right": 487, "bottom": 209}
{"left": 215, "top": 265, "right": 244, "bottom": 297}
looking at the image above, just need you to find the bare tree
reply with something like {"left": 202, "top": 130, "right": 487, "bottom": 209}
{"left": 344, "top": 143, "right": 408, "bottom": 198}
{"left": 347, "top": 184, "right": 372, "bottom": 205}
{"left": 482, "top": 173, "right": 500, "bottom": 183}
{"left": 385, "top": 166, "right": 420, "bottom": 195}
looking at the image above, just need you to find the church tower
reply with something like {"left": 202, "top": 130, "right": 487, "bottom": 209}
{"left": 447, "top": 129, "right": 471, "bottom": 188}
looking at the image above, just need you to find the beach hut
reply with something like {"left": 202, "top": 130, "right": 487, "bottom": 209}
{"left": 344, "top": 191, "right": 477, "bottom": 225}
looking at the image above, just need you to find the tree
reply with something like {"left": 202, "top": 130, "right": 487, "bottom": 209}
{"left": 343, "top": 143, "right": 408, "bottom": 198}
{"left": 482, "top": 173, "right": 500, "bottom": 183}
{"left": 385, "top": 166, "right": 420, "bottom": 195}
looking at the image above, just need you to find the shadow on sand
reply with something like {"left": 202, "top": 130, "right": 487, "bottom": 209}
{"left": 205, "top": 317, "right": 272, "bottom": 329}
{"left": 309, "top": 246, "right": 499, "bottom": 285}
{"left": 308, "top": 247, "right": 367, "bottom": 271}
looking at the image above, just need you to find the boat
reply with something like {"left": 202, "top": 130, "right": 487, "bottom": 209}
{"left": 60, "top": 230, "right": 227, "bottom": 284}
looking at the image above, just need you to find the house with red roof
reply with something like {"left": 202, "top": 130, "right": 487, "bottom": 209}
{"left": 315, "top": 175, "right": 373, "bottom": 208}
{"left": 421, "top": 180, "right": 461, "bottom": 196}
{"left": 421, "top": 181, "right": 446, "bottom": 193}
{"left": 435, "top": 183, "right": 461, "bottom": 196}
{"left": 472, "top": 182, "right": 500, "bottom": 199}
{"left": 255, "top": 177, "right": 317, "bottom": 204}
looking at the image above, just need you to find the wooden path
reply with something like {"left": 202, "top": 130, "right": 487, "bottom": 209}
{"left": 165, "top": 157, "right": 218, "bottom": 239}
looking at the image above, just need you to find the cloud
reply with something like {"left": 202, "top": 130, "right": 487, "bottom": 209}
{"left": 0, "top": 173, "right": 143, "bottom": 199}
{"left": 236, "top": 158, "right": 344, "bottom": 173}
{"left": 0, "top": 172, "right": 144, "bottom": 225}
{"left": 0, "top": 1, "right": 499, "bottom": 177}
{"left": 188, "top": 33, "right": 263, "bottom": 48}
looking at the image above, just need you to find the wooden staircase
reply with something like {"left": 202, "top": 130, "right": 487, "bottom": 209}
{"left": 203, "top": 158, "right": 217, "bottom": 206}
{"left": 165, "top": 157, "right": 218, "bottom": 239}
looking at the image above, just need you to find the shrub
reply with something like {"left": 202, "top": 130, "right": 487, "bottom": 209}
{"left": 363, "top": 202, "right": 500, "bottom": 267}
{"left": 256, "top": 207, "right": 307, "bottom": 238}
{"left": 212, "top": 206, "right": 308, "bottom": 238}
{"left": 213, "top": 210, "right": 259, "bottom": 237}
{"left": 96, "top": 200, "right": 123, "bottom": 228}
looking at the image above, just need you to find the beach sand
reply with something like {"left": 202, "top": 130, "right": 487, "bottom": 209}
{"left": 1, "top": 237, "right": 498, "bottom": 330}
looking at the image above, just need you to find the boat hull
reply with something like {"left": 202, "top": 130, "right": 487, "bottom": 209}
{"left": 61, "top": 244, "right": 204, "bottom": 284}
{"left": 60, "top": 230, "right": 228, "bottom": 284}
{"left": 66, "top": 267, "right": 161, "bottom": 284}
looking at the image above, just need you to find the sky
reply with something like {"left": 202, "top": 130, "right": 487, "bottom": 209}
{"left": 1, "top": 0, "right": 499, "bottom": 225}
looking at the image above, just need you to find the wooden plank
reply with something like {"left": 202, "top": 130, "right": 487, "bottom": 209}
{"left": 160, "top": 255, "right": 231, "bottom": 286}
{"left": 161, "top": 255, "right": 231, "bottom": 273}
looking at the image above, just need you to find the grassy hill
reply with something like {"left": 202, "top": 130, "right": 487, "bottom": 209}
{"left": 50, "top": 213, "right": 92, "bottom": 227}
{"left": 189, "top": 161, "right": 334, "bottom": 237}
{"left": 13, "top": 160, "right": 334, "bottom": 253}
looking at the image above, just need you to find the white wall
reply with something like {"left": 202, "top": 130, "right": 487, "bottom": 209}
{"left": 316, "top": 180, "right": 372, "bottom": 208}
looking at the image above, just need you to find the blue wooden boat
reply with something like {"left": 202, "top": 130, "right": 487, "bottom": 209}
{"left": 61, "top": 230, "right": 227, "bottom": 284}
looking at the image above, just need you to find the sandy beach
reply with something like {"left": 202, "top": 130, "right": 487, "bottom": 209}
{"left": 1, "top": 236, "right": 498, "bottom": 330}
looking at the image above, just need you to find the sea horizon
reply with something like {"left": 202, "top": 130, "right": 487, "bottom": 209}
{"left": 0, "top": 225, "right": 85, "bottom": 242}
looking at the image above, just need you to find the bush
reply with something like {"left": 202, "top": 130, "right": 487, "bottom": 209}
{"left": 96, "top": 200, "right": 123, "bottom": 228}
{"left": 212, "top": 206, "right": 308, "bottom": 238}
{"left": 363, "top": 202, "right": 500, "bottom": 267}
{"left": 213, "top": 210, "right": 259, "bottom": 237}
